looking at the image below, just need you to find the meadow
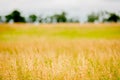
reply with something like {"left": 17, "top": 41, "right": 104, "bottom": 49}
{"left": 0, "top": 23, "right": 120, "bottom": 80}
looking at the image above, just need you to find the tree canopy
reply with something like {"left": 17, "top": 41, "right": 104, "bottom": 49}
{"left": 0, "top": 10, "right": 119, "bottom": 23}
{"left": 87, "top": 13, "right": 99, "bottom": 22}
{"left": 107, "top": 13, "right": 120, "bottom": 22}
{"left": 28, "top": 14, "right": 37, "bottom": 23}
{"left": 5, "top": 10, "right": 25, "bottom": 23}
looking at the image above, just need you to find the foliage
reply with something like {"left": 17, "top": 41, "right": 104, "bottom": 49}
{"left": 0, "top": 10, "right": 120, "bottom": 23}
{"left": 106, "top": 13, "right": 120, "bottom": 22}
{"left": 5, "top": 14, "right": 12, "bottom": 22}
{"left": 0, "top": 16, "right": 3, "bottom": 22}
{"left": 87, "top": 13, "right": 99, "bottom": 22}
{"left": 67, "top": 18, "right": 79, "bottom": 23}
{"left": 5, "top": 10, "right": 26, "bottom": 23}
{"left": 51, "top": 12, "right": 67, "bottom": 23}
{"left": 28, "top": 14, "right": 37, "bottom": 23}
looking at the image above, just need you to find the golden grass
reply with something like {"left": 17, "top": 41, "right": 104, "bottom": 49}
{"left": 0, "top": 23, "right": 120, "bottom": 80}
{"left": 0, "top": 39, "right": 120, "bottom": 80}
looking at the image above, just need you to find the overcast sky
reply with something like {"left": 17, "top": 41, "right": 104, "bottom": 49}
{"left": 0, "top": 0, "right": 120, "bottom": 21}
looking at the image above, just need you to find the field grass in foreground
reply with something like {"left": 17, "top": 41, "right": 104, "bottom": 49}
{"left": 0, "top": 23, "right": 120, "bottom": 80}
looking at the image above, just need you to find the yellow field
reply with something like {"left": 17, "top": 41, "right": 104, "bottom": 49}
{"left": 0, "top": 23, "right": 120, "bottom": 80}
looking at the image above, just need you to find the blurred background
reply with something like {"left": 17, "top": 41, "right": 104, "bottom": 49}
{"left": 0, "top": 0, "right": 120, "bottom": 23}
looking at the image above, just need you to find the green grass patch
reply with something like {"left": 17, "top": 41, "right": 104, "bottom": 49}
{"left": 0, "top": 25, "right": 120, "bottom": 42}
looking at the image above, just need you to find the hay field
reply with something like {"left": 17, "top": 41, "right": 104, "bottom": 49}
{"left": 0, "top": 23, "right": 120, "bottom": 80}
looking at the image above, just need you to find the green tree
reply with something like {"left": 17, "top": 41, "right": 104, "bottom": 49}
{"left": 0, "top": 16, "right": 3, "bottom": 23}
{"left": 5, "top": 10, "right": 26, "bottom": 23}
{"left": 67, "top": 18, "right": 79, "bottom": 23}
{"left": 87, "top": 13, "right": 99, "bottom": 22}
{"left": 29, "top": 14, "right": 37, "bottom": 23}
{"left": 38, "top": 17, "right": 43, "bottom": 23}
{"left": 59, "top": 12, "right": 67, "bottom": 22}
{"left": 5, "top": 15, "right": 12, "bottom": 22}
{"left": 52, "top": 12, "right": 67, "bottom": 23}
{"left": 107, "top": 13, "right": 119, "bottom": 22}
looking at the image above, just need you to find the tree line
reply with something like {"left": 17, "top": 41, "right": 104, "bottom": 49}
{"left": 0, "top": 10, "right": 120, "bottom": 23}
